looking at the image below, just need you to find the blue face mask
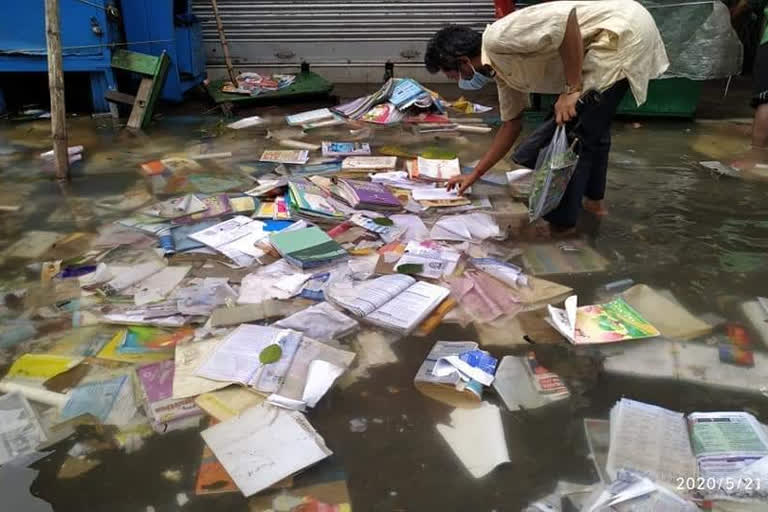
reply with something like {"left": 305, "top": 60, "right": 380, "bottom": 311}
{"left": 457, "top": 63, "right": 492, "bottom": 90}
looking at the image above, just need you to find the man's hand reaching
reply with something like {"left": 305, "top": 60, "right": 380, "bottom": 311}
{"left": 445, "top": 173, "right": 478, "bottom": 195}
{"left": 555, "top": 91, "right": 580, "bottom": 125}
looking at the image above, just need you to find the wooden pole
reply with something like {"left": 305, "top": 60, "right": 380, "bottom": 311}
{"left": 210, "top": 0, "right": 238, "bottom": 86}
{"left": 44, "top": 0, "right": 69, "bottom": 181}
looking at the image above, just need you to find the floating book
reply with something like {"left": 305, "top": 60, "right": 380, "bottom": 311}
{"left": 328, "top": 273, "right": 450, "bottom": 334}
{"left": 259, "top": 150, "right": 309, "bottom": 165}
{"left": 321, "top": 142, "right": 371, "bottom": 157}
{"left": 360, "top": 103, "right": 406, "bottom": 125}
{"left": 341, "top": 156, "right": 397, "bottom": 173}
{"left": 136, "top": 360, "right": 202, "bottom": 432}
{"left": 285, "top": 107, "right": 335, "bottom": 127}
{"left": 493, "top": 355, "right": 569, "bottom": 412}
{"left": 269, "top": 226, "right": 348, "bottom": 269}
{"left": 606, "top": 398, "right": 768, "bottom": 492}
{"left": 547, "top": 295, "right": 660, "bottom": 345}
{"left": 332, "top": 178, "right": 401, "bottom": 210}
{"left": 195, "top": 324, "right": 302, "bottom": 393}
{"left": 287, "top": 179, "right": 346, "bottom": 219}
{"left": 408, "top": 157, "right": 461, "bottom": 182}
{"left": 414, "top": 341, "right": 486, "bottom": 406}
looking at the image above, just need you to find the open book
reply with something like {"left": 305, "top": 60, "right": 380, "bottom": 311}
{"left": 328, "top": 274, "right": 450, "bottom": 334}
{"left": 607, "top": 398, "right": 768, "bottom": 488}
{"left": 547, "top": 295, "right": 659, "bottom": 345}
{"left": 195, "top": 324, "right": 303, "bottom": 393}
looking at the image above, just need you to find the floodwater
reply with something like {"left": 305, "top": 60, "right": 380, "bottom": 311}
{"left": 1, "top": 90, "right": 768, "bottom": 511}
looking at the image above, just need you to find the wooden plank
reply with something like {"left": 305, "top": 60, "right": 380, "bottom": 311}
{"left": 111, "top": 49, "right": 160, "bottom": 76}
{"left": 44, "top": 0, "right": 68, "bottom": 181}
{"left": 210, "top": 0, "right": 238, "bottom": 85}
{"left": 139, "top": 52, "right": 170, "bottom": 129}
{"left": 104, "top": 90, "right": 135, "bottom": 105}
{"left": 127, "top": 78, "right": 154, "bottom": 130}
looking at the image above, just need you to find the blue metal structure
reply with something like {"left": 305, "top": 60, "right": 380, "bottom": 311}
{"left": 120, "top": 0, "right": 205, "bottom": 103}
{"left": 0, "top": 1, "right": 120, "bottom": 112}
{"left": 0, "top": 0, "right": 205, "bottom": 113}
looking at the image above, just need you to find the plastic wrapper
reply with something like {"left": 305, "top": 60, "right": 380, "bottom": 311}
{"left": 645, "top": 0, "right": 743, "bottom": 79}
{"left": 528, "top": 126, "right": 578, "bottom": 222}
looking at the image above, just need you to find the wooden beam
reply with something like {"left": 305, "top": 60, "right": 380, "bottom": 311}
{"left": 104, "top": 90, "right": 136, "bottom": 105}
{"left": 44, "top": 0, "right": 69, "bottom": 181}
{"left": 210, "top": 0, "right": 238, "bottom": 86}
{"left": 127, "top": 78, "right": 154, "bottom": 130}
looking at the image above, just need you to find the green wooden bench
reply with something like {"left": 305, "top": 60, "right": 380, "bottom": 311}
{"left": 106, "top": 49, "right": 170, "bottom": 129}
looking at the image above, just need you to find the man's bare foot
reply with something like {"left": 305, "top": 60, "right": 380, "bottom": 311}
{"left": 583, "top": 198, "right": 608, "bottom": 216}
{"left": 731, "top": 147, "right": 768, "bottom": 171}
{"left": 519, "top": 220, "right": 577, "bottom": 241}
{"left": 732, "top": 157, "right": 757, "bottom": 172}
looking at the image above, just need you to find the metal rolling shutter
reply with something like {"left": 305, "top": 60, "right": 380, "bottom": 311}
{"left": 191, "top": 0, "right": 495, "bottom": 81}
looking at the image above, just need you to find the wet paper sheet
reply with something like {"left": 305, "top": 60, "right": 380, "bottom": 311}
{"left": 267, "top": 336, "right": 356, "bottom": 407}
{"left": 606, "top": 399, "right": 697, "bottom": 486}
{"left": 172, "top": 337, "right": 230, "bottom": 399}
{"left": 449, "top": 270, "right": 523, "bottom": 324}
{"left": 621, "top": 284, "right": 712, "bottom": 340}
{"left": 430, "top": 213, "right": 501, "bottom": 242}
{"left": 200, "top": 403, "right": 332, "bottom": 496}
{"left": 0, "top": 392, "right": 48, "bottom": 466}
{"left": 274, "top": 301, "right": 359, "bottom": 342}
{"left": 436, "top": 402, "right": 510, "bottom": 478}
{"left": 128, "top": 266, "right": 191, "bottom": 306}
{"left": 195, "top": 387, "right": 265, "bottom": 422}
{"left": 522, "top": 241, "right": 609, "bottom": 275}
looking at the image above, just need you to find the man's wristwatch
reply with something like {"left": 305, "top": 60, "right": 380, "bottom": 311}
{"left": 564, "top": 82, "right": 583, "bottom": 95}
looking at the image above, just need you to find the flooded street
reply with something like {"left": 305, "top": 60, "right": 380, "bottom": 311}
{"left": 1, "top": 84, "right": 768, "bottom": 511}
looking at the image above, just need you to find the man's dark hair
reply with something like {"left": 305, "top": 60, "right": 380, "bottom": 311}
{"left": 424, "top": 25, "right": 482, "bottom": 74}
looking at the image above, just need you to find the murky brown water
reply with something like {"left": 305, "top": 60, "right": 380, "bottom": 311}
{"left": 1, "top": 90, "right": 768, "bottom": 511}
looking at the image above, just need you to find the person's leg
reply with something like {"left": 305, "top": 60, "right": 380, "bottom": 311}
{"left": 543, "top": 79, "right": 629, "bottom": 228}
{"left": 583, "top": 131, "right": 611, "bottom": 216}
{"left": 752, "top": 103, "right": 768, "bottom": 148}
{"left": 733, "top": 43, "right": 768, "bottom": 170}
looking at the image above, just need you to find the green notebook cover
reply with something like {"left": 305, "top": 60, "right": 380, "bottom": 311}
{"left": 288, "top": 180, "right": 344, "bottom": 219}
{"left": 269, "top": 226, "right": 347, "bottom": 263}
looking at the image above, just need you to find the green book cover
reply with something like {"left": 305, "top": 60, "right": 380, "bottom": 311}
{"left": 287, "top": 181, "right": 344, "bottom": 218}
{"left": 270, "top": 227, "right": 347, "bottom": 263}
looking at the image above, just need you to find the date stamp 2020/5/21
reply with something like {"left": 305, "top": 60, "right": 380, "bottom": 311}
{"left": 676, "top": 476, "right": 762, "bottom": 492}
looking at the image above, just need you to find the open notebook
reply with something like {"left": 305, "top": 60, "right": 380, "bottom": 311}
{"left": 328, "top": 274, "right": 450, "bottom": 334}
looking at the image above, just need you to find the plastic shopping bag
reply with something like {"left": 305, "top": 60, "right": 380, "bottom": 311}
{"left": 527, "top": 125, "right": 578, "bottom": 222}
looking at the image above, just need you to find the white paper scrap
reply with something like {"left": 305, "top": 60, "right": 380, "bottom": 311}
{"left": 302, "top": 360, "right": 345, "bottom": 407}
{"left": 433, "top": 355, "right": 494, "bottom": 386}
{"left": 227, "top": 116, "right": 265, "bottom": 130}
{"left": 436, "top": 402, "right": 510, "bottom": 478}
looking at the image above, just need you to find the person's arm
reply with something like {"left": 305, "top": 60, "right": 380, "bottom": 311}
{"left": 446, "top": 118, "right": 522, "bottom": 194}
{"left": 554, "top": 8, "right": 583, "bottom": 125}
